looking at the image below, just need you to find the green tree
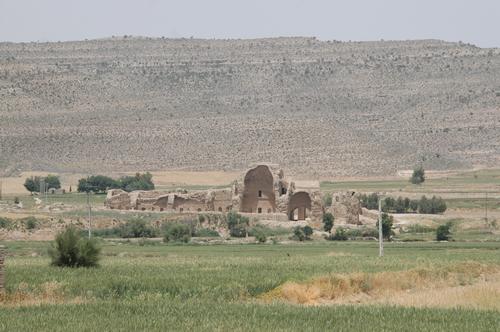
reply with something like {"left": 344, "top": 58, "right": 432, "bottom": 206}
{"left": 322, "top": 193, "right": 333, "bottom": 207}
{"left": 48, "top": 226, "right": 101, "bottom": 267}
{"left": 376, "top": 213, "right": 394, "bottom": 240}
{"left": 45, "top": 174, "right": 61, "bottom": 189}
{"left": 23, "top": 176, "right": 38, "bottom": 193}
{"left": 410, "top": 166, "right": 425, "bottom": 185}
{"left": 118, "top": 172, "right": 155, "bottom": 192}
{"left": 360, "top": 193, "right": 379, "bottom": 210}
{"left": 322, "top": 212, "right": 334, "bottom": 232}
{"left": 418, "top": 196, "right": 430, "bottom": 213}
{"left": 395, "top": 197, "right": 406, "bottom": 213}
{"left": 409, "top": 199, "right": 419, "bottom": 212}
{"left": 24, "top": 175, "right": 61, "bottom": 193}
{"left": 78, "top": 175, "right": 119, "bottom": 193}
{"left": 436, "top": 222, "right": 452, "bottom": 241}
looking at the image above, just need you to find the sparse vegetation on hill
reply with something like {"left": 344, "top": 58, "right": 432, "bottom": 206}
{"left": 1, "top": 38, "right": 499, "bottom": 176}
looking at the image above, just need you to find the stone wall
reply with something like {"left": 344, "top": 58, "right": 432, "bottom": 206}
{"left": 104, "top": 164, "right": 361, "bottom": 224}
{"left": 330, "top": 192, "right": 362, "bottom": 225}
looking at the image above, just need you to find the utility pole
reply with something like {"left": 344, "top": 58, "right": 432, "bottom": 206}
{"left": 87, "top": 190, "right": 92, "bottom": 238}
{"left": 485, "top": 192, "right": 488, "bottom": 223}
{"left": 378, "top": 194, "right": 384, "bottom": 257}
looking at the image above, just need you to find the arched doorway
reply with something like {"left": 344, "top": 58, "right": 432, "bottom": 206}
{"left": 240, "top": 165, "right": 276, "bottom": 213}
{"left": 288, "top": 192, "right": 311, "bottom": 221}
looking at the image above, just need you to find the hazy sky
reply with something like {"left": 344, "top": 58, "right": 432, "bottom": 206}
{"left": 1, "top": 0, "right": 499, "bottom": 47}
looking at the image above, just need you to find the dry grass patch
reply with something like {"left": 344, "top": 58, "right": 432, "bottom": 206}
{"left": 260, "top": 262, "right": 500, "bottom": 310}
{"left": 0, "top": 281, "right": 86, "bottom": 307}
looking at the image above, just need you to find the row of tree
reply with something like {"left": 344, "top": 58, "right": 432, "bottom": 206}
{"left": 77, "top": 172, "right": 154, "bottom": 193}
{"left": 359, "top": 193, "right": 447, "bottom": 214}
{"left": 24, "top": 175, "right": 61, "bottom": 193}
{"left": 24, "top": 173, "right": 155, "bottom": 194}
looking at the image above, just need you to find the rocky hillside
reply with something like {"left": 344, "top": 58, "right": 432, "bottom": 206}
{"left": 0, "top": 37, "right": 499, "bottom": 177}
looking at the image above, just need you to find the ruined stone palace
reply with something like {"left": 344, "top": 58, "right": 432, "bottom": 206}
{"left": 105, "top": 164, "right": 361, "bottom": 223}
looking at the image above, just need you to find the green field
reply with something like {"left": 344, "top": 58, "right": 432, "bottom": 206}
{"left": 1, "top": 241, "right": 499, "bottom": 331}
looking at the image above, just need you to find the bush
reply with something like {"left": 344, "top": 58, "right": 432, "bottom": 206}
{"left": 119, "top": 219, "right": 157, "bottom": 238}
{"left": 303, "top": 226, "right": 313, "bottom": 237}
{"left": 323, "top": 212, "right": 334, "bottom": 232}
{"left": 48, "top": 226, "right": 101, "bottom": 267}
{"left": 410, "top": 166, "right": 425, "bottom": 185}
{"left": 327, "top": 227, "right": 348, "bottom": 241}
{"left": 0, "top": 217, "right": 11, "bottom": 229}
{"left": 254, "top": 231, "right": 267, "bottom": 243}
{"left": 226, "top": 211, "right": 249, "bottom": 237}
{"left": 436, "top": 222, "right": 452, "bottom": 241}
{"left": 292, "top": 226, "right": 306, "bottom": 241}
{"left": 23, "top": 217, "right": 38, "bottom": 230}
{"left": 292, "top": 226, "right": 313, "bottom": 241}
{"left": 194, "top": 228, "right": 220, "bottom": 237}
{"left": 322, "top": 193, "right": 333, "bottom": 207}
{"left": 230, "top": 224, "right": 248, "bottom": 237}
{"left": 163, "top": 223, "right": 191, "bottom": 243}
{"left": 376, "top": 213, "right": 394, "bottom": 240}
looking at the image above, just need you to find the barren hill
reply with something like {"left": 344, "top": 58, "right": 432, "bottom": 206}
{"left": 1, "top": 37, "right": 499, "bottom": 177}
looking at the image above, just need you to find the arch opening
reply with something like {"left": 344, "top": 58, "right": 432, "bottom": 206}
{"left": 288, "top": 192, "right": 312, "bottom": 221}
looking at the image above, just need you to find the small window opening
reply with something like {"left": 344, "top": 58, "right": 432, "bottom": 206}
{"left": 258, "top": 190, "right": 262, "bottom": 197}
{"left": 258, "top": 207, "right": 262, "bottom": 213}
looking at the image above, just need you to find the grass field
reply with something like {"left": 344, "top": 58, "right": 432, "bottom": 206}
{"left": 0, "top": 241, "right": 499, "bottom": 331}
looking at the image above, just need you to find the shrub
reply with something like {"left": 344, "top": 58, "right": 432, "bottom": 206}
{"left": 436, "top": 222, "right": 452, "bottom": 241}
{"left": 163, "top": 223, "right": 191, "bottom": 243}
{"left": 226, "top": 211, "right": 249, "bottom": 237}
{"left": 404, "top": 224, "right": 436, "bottom": 234}
{"left": 327, "top": 227, "right": 348, "bottom": 241}
{"left": 48, "top": 226, "right": 101, "bottom": 267}
{"left": 292, "top": 227, "right": 306, "bottom": 241}
{"left": 292, "top": 226, "right": 313, "bottom": 241}
{"left": 410, "top": 166, "right": 425, "bottom": 184}
{"left": 303, "top": 226, "right": 313, "bottom": 237}
{"left": 254, "top": 231, "right": 267, "bottom": 243}
{"left": 119, "top": 219, "right": 157, "bottom": 238}
{"left": 230, "top": 224, "right": 248, "bottom": 237}
{"left": 23, "top": 217, "right": 38, "bottom": 230}
{"left": 0, "top": 217, "right": 11, "bottom": 229}
{"left": 322, "top": 193, "right": 333, "bottom": 207}
{"left": 376, "top": 213, "right": 394, "bottom": 240}
{"left": 194, "top": 228, "right": 220, "bottom": 237}
{"left": 323, "top": 212, "right": 334, "bottom": 232}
